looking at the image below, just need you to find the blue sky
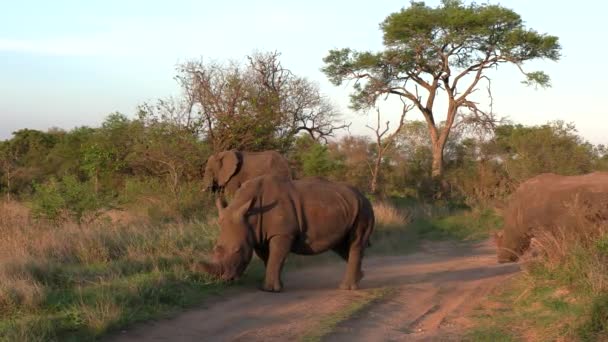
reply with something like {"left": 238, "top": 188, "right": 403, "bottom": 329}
{"left": 1, "top": 0, "right": 606, "bottom": 144}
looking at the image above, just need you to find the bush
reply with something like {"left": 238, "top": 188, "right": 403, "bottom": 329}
{"left": 300, "top": 143, "right": 341, "bottom": 178}
{"left": 120, "top": 177, "right": 213, "bottom": 223}
{"left": 32, "top": 175, "right": 108, "bottom": 224}
{"left": 31, "top": 178, "right": 65, "bottom": 222}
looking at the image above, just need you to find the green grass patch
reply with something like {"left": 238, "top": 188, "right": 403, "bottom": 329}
{"left": 411, "top": 208, "right": 503, "bottom": 241}
{"left": 464, "top": 327, "right": 516, "bottom": 342}
{"left": 467, "top": 270, "right": 604, "bottom": 341}
{"left": 1, "top": 262, "right": 264, "bottom": 342}
{"left": 369, "top": 206, "right": 502, "bottom": 257}
{"left": 0, "top": 219, "right": 267, "bottom": 342}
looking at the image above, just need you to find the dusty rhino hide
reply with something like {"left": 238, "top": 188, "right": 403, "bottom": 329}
{"left": 199, "top": 175, "right": 375, "bottom": 292}
{"left": 495, "top": 172, "right": 608, "bottom": 263}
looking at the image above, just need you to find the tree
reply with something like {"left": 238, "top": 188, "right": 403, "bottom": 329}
{"left": 490, "top": 121, "right": 595, "bottom": 182}
{"left": 176, "top": 51, "right": 348, "bottom": 152}
{"left": 288, "top": 135, "right": 340, "bottom": 178}
{"left": 366, "top": 101, "right": 412, "bottom": 194}
{"left": 322, "top": 0, "right": 560, "bottom": 180}
{"left": 0, "top": 141, "right": 17, "bottom": 201}
{"left": 0, "top": 129, "right": 59, "bottom": 196}
{"left": 128, "top": 118, "right": 208, "bottom": 207}
{"left": 81, "top": 113, "right": 135, "bottom": 193}
{"left": 328, "top": 136, "right": 371, "bottom": 191}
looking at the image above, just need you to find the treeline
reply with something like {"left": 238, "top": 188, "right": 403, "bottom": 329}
{"left": 1, "top": 52, "right": 607, "bottom": 223}
{"left": 1, "top": 113, "right": 607, "bottom": 220}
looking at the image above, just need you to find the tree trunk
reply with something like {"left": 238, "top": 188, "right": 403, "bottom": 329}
{"left": 370, "top": 157, "right": 381, "bottom": 195}
{"left": 431, "top": 142, "right": 445, "bottom": 179}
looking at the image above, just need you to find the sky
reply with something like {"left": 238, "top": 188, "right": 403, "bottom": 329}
{"left": 0, "top": 0, "right": 606, "bottom": 144}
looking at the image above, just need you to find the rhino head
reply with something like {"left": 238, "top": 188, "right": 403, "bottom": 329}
{"left": 199, "top": 197, "right": 254, "bottom": 281}
{"left": 494, "top": 231, "right": 519, "bottom": 263}
{"left": 201, "top": 151, "right": 240, "bottom": 193}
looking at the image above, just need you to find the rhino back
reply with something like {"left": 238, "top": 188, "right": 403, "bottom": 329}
{"left": 291, "top": 178, "right": 362, "bottom": 253}
{"left": 241, "top": 151, "right": 291, "bottom": 179}
{"left": 502, "top": 172, "right": 608, "bottom": 253}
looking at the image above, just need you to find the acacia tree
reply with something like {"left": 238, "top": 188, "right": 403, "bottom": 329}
{"left": 323, "top": 0, "right": 560, "bottom": 179}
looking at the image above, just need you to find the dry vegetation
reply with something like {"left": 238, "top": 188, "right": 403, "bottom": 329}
{"left": 0, "top": 200, "right": 227, "bottom": 341}
{"left": 372, "top": 201, "right": 410, "bottom": 228}
{"left": 469, "top": 204, "right": 608, "bottom": 341}
{"left": 0, "top": 198, "right": 441, "bottom": 341}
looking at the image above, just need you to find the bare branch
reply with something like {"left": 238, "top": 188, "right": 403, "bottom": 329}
{"left": 365, "top": 101, "right": 413, "bottom": 193}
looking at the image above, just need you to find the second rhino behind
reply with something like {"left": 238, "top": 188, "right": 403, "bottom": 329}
{"left": 496, "top": 172, "right": 608, "bottom": 263}
{"left": 199, "top": 175, "right": 375, "bottom": 292}
{"left": 202, "top": 150, "right": 292, "bottom": 195}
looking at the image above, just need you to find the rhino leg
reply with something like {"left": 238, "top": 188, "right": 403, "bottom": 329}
{"left": 339, "top": 235, "right": 365, "bottom": 290}
{"left": 260, "top": 235, "right": 292, "bottom": 292}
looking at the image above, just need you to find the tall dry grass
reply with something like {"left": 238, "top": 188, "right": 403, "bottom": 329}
{"left": 521, "top": 200, "right": 608, "bottom": 295}
{"left": 475, "top": 200, "right": 608, "bottom": 341}
{"left": 372, "top": 201, "right": 410, "bottom": 228}
{"left": 0, "top": 200, "right": 221, "bottom": 340}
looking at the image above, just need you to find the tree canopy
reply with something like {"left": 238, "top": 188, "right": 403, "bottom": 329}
{"left": 322, "top": 0, "right": 561, "bottom": 178}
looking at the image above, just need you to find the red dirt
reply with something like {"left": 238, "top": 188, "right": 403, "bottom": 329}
{"left": 110, "top": 239, "right": 519, "bottom": 341}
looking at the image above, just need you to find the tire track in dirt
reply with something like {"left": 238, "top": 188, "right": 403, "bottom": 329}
{"left": 110, "top": 239, "right": 519, "bottom": 342}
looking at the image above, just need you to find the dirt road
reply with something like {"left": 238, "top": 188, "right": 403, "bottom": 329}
{"left": 111, "top": 239, "right": 520, "bottom": 342}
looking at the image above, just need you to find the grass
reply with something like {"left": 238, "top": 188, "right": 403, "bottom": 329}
{"left": 0, "top": 200, "right": 264, "bottom": 341}
{"left": 411, "top": 207, "right": 503, "bottom": 241}
{"left": 466, "top": 274, "right": 588, "bottom": 341}
{"left": 300, "top": 287, "right": 394, "bottom": 342}
{"left": 467, "top": 205, "right": 608, "bottom": 341}
{"left": 0, "top": 197, "right": 503, "bottom": 341}
{"left": 370, "top": 200, "right": 503, "bottom": 256}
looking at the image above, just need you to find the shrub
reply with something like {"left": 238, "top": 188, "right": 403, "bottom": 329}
{"left": 120, "top": 177, "right": 213, "bottom": 223}
{"left": 31, "top": 178, "right": 65, "bottom": 222}
{"left": 31, "top": 175, "right": 108, "bottom": 224}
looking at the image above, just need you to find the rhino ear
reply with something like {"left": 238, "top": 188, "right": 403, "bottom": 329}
{"left": 217, "top": 151, "right": 239, "bottom": 186}
{"left": 232, "top": 199, "right": 253, "bottom": 222}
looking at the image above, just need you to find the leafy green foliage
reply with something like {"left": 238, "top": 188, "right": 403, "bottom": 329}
{"left": 32, "top": 175, "right": 107, "bottom": 224}
{"left": 322, "top": 0, "right": 561, "bottom": 178}
{"left": 300, "top": 142, "right": 341, "bottom": 178}
{"left": 324, "top": 0, "right": 561, "bottom": 98}
{"left": 31, "top": 178, "right": 66, "bottom": 222}
{"left": 492, "top": 121, "right": 595, "bottom": 182}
